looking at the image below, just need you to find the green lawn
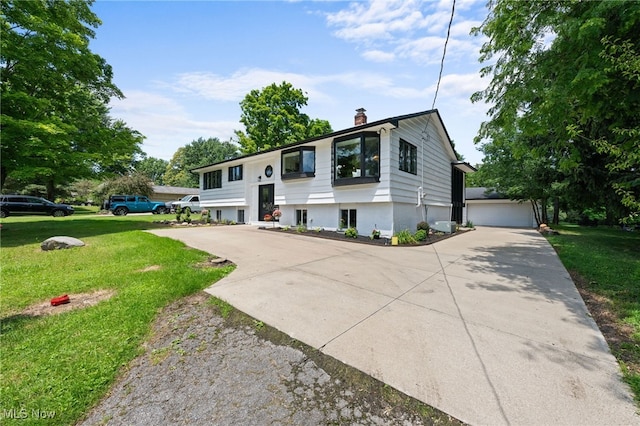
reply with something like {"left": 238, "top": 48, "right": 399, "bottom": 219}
{"left": 0, "top": 213, "right": 233, "bottom": 425}
{"left": 545, "top": 224, "right": 640, "bottom": 403}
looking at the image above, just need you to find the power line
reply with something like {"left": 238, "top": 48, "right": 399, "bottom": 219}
{"left": 432, "top": 0, "right": 456, "bottom": 110}
{"left": 419, "top": 0, "right": 457, "bottom": 217}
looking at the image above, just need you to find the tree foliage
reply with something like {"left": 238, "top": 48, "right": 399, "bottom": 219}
{"left": 163, "top": 137, "right": 240, "bottom": 187}
{"left": 472, "top": 0, "right": 640, "bottom": 224}
{"left": 135, "top": 156, "right": 169, "bottom": 185}
{"left": 96, "top": 173, "right": 153, "bottom": 203}
{"left": 0, "top": 0, "right": 144, "bottom": 199}
{"left": 235, "top": 81, "right": 332, "bottom": 154}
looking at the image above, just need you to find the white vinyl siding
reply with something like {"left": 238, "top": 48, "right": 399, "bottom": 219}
{"left": 389, "top": 115, "right": 453, "bottom": 207}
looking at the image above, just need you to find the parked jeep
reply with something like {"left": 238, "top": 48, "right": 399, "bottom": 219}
{"left": 170, "top": 194, "right": 201, "bottom": 213}
{"left": 108, "top": 195, "right": 168, "bottom": 216}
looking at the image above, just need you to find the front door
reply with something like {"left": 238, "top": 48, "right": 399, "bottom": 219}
{"left": 258, "top": 184, "right": 274, "bottom": 221}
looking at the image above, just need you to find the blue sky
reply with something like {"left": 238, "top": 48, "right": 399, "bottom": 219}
{"left": 90, "top": 0, "right": 491, "bottom": 165}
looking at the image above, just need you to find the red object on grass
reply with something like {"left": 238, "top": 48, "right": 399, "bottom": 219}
{"left": 51, "top": 295, "right": 70, "bottom": 306}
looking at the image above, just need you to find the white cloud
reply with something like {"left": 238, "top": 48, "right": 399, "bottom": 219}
{"left": 361, "top": 49, "right": 396, "bottom": 62}
{"left": 325, "top": 0, "right": 486, "bottom": 66}
{"left": 165, "top": 68, "right": 333, "bottom": 104}
{"left": 327, "top": 0, "right": 430, "bottom": 43}
{"left": 109, "top": 91, "right": 239, "bottom": 160}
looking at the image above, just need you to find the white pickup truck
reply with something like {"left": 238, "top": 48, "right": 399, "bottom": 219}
{"left": 170, "top": 194, "right": 201, "bottom": 213}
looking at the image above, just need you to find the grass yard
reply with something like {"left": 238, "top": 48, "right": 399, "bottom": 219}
{"left": 0, "top": 213, "right": 234, "bottom": 425}
{"left": 545, "top": 224, "right": 640, "bottom": 404}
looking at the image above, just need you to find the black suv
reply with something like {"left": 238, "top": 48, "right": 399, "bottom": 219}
{"left": 0, "top": 195, "right": 75, "bottom": 218}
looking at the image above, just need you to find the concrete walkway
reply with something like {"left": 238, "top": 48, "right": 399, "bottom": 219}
{"left": 149, "top": 226, "right": 638, "bottom": 425}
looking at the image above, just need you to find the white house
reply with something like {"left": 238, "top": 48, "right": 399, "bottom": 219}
{"left": 192, "top": 109, "right": 475, "bottom": 237}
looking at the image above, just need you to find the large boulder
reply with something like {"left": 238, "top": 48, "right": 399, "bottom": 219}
{"left": 41, "top": 236, "right": 85, "bottom": 251}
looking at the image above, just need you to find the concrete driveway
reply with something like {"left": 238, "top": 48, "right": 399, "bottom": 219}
{"left": 149, "top": 225, "right": 638, "bottom": 425}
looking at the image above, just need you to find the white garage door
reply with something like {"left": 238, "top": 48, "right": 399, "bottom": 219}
{"left": 467, "top": 202, "right": 535, "bottom": 228}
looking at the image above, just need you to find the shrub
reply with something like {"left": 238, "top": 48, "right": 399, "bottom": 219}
{"left": 396, "top": 229, "right": 417, "bottom": 244}
{"left": 345, "top": 227, "right": 358, "bottom": 238}
{"left": 296, "top": 223, "right": 307, "bottom": 233}
{"left": 415, "top": 229, "right": 428, "bottom": 241}
{"left": 201, "top": 209, "right": 211, "bottom": 224}
{"left": 417, "top": 221, "right": 430, "bottom": 231}
{"left": 175, "top": 205, "right": 182, "bottom": 222}
{"left": 464, "top": 220, "right": 474, "bottom": 228}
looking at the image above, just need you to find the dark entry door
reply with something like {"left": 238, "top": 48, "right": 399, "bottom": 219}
{"left": 258, "top": 184, "right": 274, "bottom": 220}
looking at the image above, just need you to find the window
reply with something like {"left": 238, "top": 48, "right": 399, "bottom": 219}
{"left": 228, "top": 165, "right": 243, "bottom": 182}
{"left": 281, "top": 147, "right": 315, "bottom": 179}
{"left": 204, "top": 170, "right": 222, "bottom": 189}
{"left": 237, "top": 209, "right": 245, "bottom": 223}
{"left": 399, "top": 139, "right": 417, "bottom": 174}
{"left": 340, "top": 209, "right": 357, "bottom": 229}
{"left": 333, "top": 133, "right": 379, "bottom": 185}
{"left": 296, "top": 209, "right": 307, "bottom": 226}
{"left": 216, "top": 209, "right": 222, "bottom": 221}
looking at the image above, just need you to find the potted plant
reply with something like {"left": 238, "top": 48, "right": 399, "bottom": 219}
{"left": 370, "top": 228, "right": 381, "bottom": 240}
{"left": 263, "top": 213, "right": 272, "bottom": 222}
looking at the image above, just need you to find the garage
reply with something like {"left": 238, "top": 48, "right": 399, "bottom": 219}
{"left": 465, "top": 187, "right": 537, "bottom": 228}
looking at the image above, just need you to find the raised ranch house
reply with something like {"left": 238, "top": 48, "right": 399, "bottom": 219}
{"left": 192, "top": 109, "right": 475, "bottom": 237}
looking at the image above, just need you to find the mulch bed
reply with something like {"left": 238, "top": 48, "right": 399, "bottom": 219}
{"left": 259, "top": 226, "right": 471, "bottom": 246}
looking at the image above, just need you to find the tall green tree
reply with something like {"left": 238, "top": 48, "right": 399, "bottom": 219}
{"left": 1, "top": 0, "right": 143, "bottom": 199}
{"left": 235, "top": 81, "right": 332, "bottom": 154}
{"left": 135, "top": 156, "right": 169, "bottom": 185}
{"left": 163, "top": 137, "right": 240, "bottom": 187}
{"left": 472, "top": 0, "right": 640, "bottom": 224}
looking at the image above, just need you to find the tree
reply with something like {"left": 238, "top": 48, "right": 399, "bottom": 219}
{"left": 96, "top": 173, "right": 153, "bottom": 204}
{"left": 68, "top": 178, "right": 99, "bottom": 204}
{"left": 135, "top": 156, "right": 169, "bottom": 185}
{"left": 163, "top": 137, "right": 240, "bottom": 187}
{"left": 235, "top": 81, "right": 332, "bottom": 154}
{"left": 471, "top": 0, "right": 640, "bottom": 224}
{"left": 1, "top": 0, "right": 143, "bottom": 199}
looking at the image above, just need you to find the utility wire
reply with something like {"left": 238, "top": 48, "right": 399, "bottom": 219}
{"left": 419, "top": 0, "right": 457, "bottom": 218}
{"left": 431, "top": 0, "right": 456, "bottom": 110}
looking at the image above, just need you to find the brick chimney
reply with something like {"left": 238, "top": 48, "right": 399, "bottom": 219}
{"left": 354, "top": 108, "right": 367, "bottom": 126}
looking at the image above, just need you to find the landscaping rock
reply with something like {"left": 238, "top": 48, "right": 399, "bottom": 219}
{"left": 41, "top": 236, "right": 85, "bottom": 251}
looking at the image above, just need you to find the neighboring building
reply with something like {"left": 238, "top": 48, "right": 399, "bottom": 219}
{"left": 151, "top": 185, "right": 199, "bottom": 203}
{"left": 192, "top": 109, "right": 475, "bottom": 236}
{"left": 465, "top": 187, "right": 537, "bottom": 228}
